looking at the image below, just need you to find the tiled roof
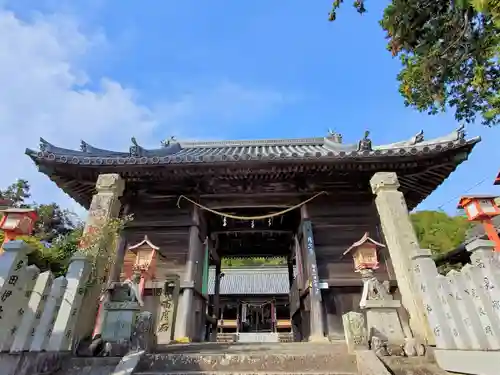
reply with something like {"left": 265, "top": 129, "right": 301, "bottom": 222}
{"left": 26, "top": 126, "right": 478, "bottom": 166}
{"left": 466, "top": 215, "right": 500, "bottom": 243}
{"left": 207, "top": 267, "right": 294, "bottom": 295}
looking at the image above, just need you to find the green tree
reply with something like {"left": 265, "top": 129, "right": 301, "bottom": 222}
{"left": 222, "top": 256, "right": 286, "bottom": 268}
{"left": 411, "top": 210, "right": 471, "bottom": 255}
{"left": 329, "top": 0, "right": 500, "bottom": 126}
{"left": 410, "top": 210, "right": 472, "bottom": 274}
{"left": 0, "top": 179, "right": 31, "bottom": 207}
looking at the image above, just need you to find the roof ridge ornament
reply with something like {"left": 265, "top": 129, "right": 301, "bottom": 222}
{"left": 413, "top": 129, "right": 424, "bottom": 144}
{"left": 357, "top": 130, "right": 372, "bottom": 152}
{"left": 39, "top": 138, "right": 50, "bottom": 152}
{"left": 161, "top": 136, "right": 177, "bottom": 148}
{"left": 457, "top": 124, "right": 466, "bottom": 140}
{"left": 80, "top": 140, "right": 88, "bottom": 152}
{"left": 327, "top": 129, "right": 343, "bottom": 144}
{"left": 130, "top": 137, "right": 142, "bottom": 157}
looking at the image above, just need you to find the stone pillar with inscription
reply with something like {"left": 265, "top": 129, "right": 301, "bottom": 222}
{"left": 300, "top": 205, "right": 326, "bottom": 342}
{"left": 0, "top": 241, "right": 35, "bottom": 348}
{"left": 30, "top": 276, "right": 67, "bottom": 351}
{"left": 0, "top": 264, "right": 40, "bottom": 352}
{"left": 174, "top": 206, "right": 203, "bottom": 341}
{"left": 156, "top": 276, "right": 180, "bottom": 344}
{"left": 47, "top": 253, "right": 91, "bottom": 351}
{"left": 73, "top": 173, "right": 125, "bottom": 344}
{"left": 370, "top": 172, "right": 430, "bottom": 343}
{"left": 11, "top": 271, "right": 54, "bottom": 352}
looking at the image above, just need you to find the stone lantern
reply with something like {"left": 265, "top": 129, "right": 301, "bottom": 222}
{"left": 458, "top": 195, "right": 500, "bottom": 251}
{"left": 343, "top": 233, "right": 406, "bottom": 351}
{"left": 0, "top": 207, "right": 38, "bottom": 247}
{"left": 343, "top": 232, "right": 384, "bottom": 278}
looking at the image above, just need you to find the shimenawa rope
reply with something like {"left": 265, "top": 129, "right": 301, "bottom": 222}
{"left": 176, "top": 191, "right": 327, "bottom": 221}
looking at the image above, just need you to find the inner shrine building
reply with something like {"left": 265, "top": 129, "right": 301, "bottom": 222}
{"left": 26, "top": 127, "right": 479, "bottom": 343}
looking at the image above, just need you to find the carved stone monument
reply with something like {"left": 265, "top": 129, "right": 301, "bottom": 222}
{"left": 359, "top": 269, "right": 406, "bottom": 347}
{"left": 130, "top": 311, "right": 153, "bottom": 352}
{"left": 342, "top": 311, "right": 368, "bottom": 354}
{"left": 101, "top": 276, "right": 142, "bottom": 348}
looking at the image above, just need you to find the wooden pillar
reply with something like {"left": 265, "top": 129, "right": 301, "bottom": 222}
{"left": 300, "top": 204, "right": 326, "bottom": 342}
{"left": 211, "top": 261, "right": 222, "bottom": 341}
{"left": 287, "top": 256, "right": 294, "bottom": 287}
{"left": 174, "top": 206, "right": 202, "bottom": 341}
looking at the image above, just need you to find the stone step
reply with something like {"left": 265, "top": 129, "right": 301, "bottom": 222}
{"left": 52, "top": 357, "right": 121, "bottom": 375}
{"left": 135, "top": 372, "right": 356, "bottom": 375}
{"left": 155, "top": 341, "right": 350, "bottom": 354}
{"left": 136, "top": 342, "right": 357, "bottom": 374}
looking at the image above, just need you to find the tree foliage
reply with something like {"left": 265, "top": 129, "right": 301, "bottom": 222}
{"left": 410, "top": 210, "right": 472, "bottom": 274}
{"left": 411, "top": 210, "right": 472, "bottom": 255}
{"left": 221, "top": 256, "right": 286, "bottom": 268}
{"left": 329, "top": 0, "right": 500, "bottom": 126}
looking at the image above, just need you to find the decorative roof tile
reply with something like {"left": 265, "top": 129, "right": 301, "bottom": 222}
{"left": 465, "top": 215, "right": 500, "bottom": 243}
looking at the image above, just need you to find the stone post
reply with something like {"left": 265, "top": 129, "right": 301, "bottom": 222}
{"left": 30, "top": 276, "right": 67, "bottom": 351}
{"left": 370, "top": 172, "right": 430, "bottom": 343}
{"left": 73, "top": 173, "right": 125, "bottom": 344}
{"left": 0, "top": 240, "right": 37, "bottom": 346}
{"left": 0, "top": 240, "right": 31, "bottom": 289}
{"left": 174, "top": 206, "right": 202, "bottom": 341}
{"left": 157, "top": 275, "right": 180, "bottom": 344}
{"left": 300, "top": 204, "right": 326, "bottom": 342}
{"left": 0, "top": 264, "right": 40, "bottom": 352}
{"left": 47, "top": 252, "right": 91, "bottom": 351}
{"left": 11, "top": 271, "right": 54, "bottom": 352}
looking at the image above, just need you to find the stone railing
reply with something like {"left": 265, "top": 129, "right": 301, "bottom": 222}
{"left": 412, "top": 239, "right": 500, "bottom": 375}
{"left": 0, "top": 240, "right": 91, "bottom": 353}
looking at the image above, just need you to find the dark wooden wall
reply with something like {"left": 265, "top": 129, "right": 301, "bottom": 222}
{"left": 123, "top": 198, "right": 194, "bottom": 280}
{"left": 306, "top": 194, "right": 395, "bottom": 283}
{"left": 120, "top": 193, "right": 396, "bottom": 285}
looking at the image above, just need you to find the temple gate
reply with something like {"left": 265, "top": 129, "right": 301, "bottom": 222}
{"left": 23, "top": 126, "right": 479, "bottom": 346}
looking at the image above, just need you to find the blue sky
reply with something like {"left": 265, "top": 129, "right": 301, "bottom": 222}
{"left": 1, "top": 0, "right": 498, "bottom": 215}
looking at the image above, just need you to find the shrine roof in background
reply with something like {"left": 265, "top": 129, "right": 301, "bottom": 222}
{"left": 207, "top": 266, "right": 295, "bottom": 295}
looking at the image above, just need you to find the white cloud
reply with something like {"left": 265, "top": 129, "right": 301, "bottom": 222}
{"left": 0, "top": 9, "right": 288, "bottom": 217}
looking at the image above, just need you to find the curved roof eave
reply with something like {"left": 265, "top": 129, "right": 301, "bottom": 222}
{"left": 26, "top": 126, "right": 480, "bottom": 167}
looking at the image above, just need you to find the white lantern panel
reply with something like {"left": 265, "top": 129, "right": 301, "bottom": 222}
{"left": 478, "top": 199, "right": 497, "bottom": 214}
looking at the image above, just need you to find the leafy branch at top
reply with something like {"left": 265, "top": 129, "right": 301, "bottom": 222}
{"left": 328, "top": 0, "right": 500, "bottom": 126}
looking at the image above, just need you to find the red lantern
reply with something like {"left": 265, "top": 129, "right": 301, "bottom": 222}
{"left": 0, "top": 208, "right": 38, "bottom": 246}
{"left": 459, "top": 196, "right": 500, "bottom": 221}
{"left": 458, "top": 196, "right": 500, "bottom": 251}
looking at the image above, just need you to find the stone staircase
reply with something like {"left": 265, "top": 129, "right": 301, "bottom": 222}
{"left": 216, "top": 332, "right": 294, "bottom": 343}
{"left": 55, "top": 341, "right": 358, "bottom": 375}
{"left": 134, "top": 341, "right": 358, "bottom": 375}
